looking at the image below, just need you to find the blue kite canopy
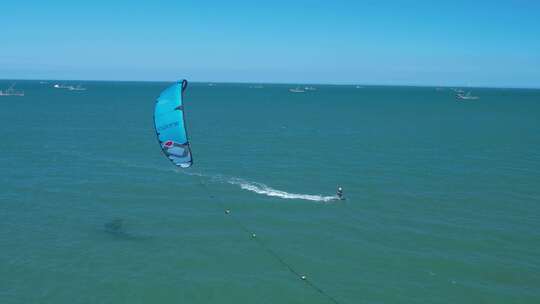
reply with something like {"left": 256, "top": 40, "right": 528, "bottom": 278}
{"left": 153, "top": 80, "right": 193, "bottom": 168}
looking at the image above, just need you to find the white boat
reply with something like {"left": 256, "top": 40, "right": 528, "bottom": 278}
{"left": 304, "top": 86, "right": 317, "bottom": 91}
{"left": 289, "top": 87, "right": 305, "bottom": 93}
{"left": 0, "top": 83, "right": 24, "bottom": 96}
{"left": 53, "top": 83, "right": 72, "bottom": 89}
{"left": 68, "top": 84, "right": 86, "bottom": 91}
{"left": 457, "top": 92, "right": 479, "bottom": 100}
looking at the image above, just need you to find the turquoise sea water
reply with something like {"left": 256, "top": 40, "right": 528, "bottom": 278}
{"left": 1, "top": 80, "right": 539, "bottom": 303}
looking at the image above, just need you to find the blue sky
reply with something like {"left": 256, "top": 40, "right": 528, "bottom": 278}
{"left": 1, "top": 0, "right": 539, "bottom": 87}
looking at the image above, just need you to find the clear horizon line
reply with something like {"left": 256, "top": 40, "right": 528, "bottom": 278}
{"left": 1, "top": 77, "right": 538, "bottom": 90}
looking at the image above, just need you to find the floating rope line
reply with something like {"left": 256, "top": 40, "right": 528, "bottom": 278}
{"left": 195, "top": 175, "right": 343, "bottom": 304}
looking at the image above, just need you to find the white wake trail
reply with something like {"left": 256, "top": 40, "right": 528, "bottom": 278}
{"left": 181, "top": 171, "right": 337, "bottom": 202}
{"left": 231, "top": 179, "right": 337, "bottom": 202}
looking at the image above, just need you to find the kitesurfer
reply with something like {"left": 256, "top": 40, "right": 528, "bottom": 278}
{"left": 337, "top": 186, "right": 344, "bottom": 200}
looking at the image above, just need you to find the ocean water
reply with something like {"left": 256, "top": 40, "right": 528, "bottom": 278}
{"left": 1, "top": 80, "right": 539, "bottom": 303}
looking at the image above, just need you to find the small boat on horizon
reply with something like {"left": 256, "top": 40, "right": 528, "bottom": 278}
{"left": 54, "top": 83, "right": 87, "bottom": 91}
{"left": 456, "top": 92, "right": 479, "bottom": 100}
{"left": 289, "top": 87, "right": 306, "bottom": 93}
{"left": 53, "top": 83, "right": 71, "bottom": 89}
{"left": 0, "top": 83, "right": 24, "bottom": 96}
{"left": 68, "top": 84, "right": 87, "bottom": 91}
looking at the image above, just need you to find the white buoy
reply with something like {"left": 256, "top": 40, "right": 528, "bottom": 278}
{"left": 301, "top": 275, "right": 306, "bottom": 280}
{"left": 251, "top": 233, "right": 257, "bottom": 238}
{"left": 225, "top": 209, "right": 230, "bottom": 214}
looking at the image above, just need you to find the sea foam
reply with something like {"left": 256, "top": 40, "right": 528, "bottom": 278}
{"left": 182, "top": 171, "right": 336, "bottom": 202}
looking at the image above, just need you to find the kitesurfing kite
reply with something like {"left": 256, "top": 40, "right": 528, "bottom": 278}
{"left": 153, "top": 80, "right": 193, "bottom": 168}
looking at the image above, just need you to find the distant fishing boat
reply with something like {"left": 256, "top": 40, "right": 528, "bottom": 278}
{"left": 289, "top": 87, "right": 305, "bottom": 93}
{"left": 457, "top": 92, "right": 479, "bottom": 100}
{"left": 68, "top": 84, "right": 87, "bottom": 91}
{"left": 53, "top": 83, "right": 71, "bottom": 89}
{"left": 53, "top": 83, "right": 86, "bottom": 91}
{"left": 0, "top": 83, "right": 24, "bottom": 96}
